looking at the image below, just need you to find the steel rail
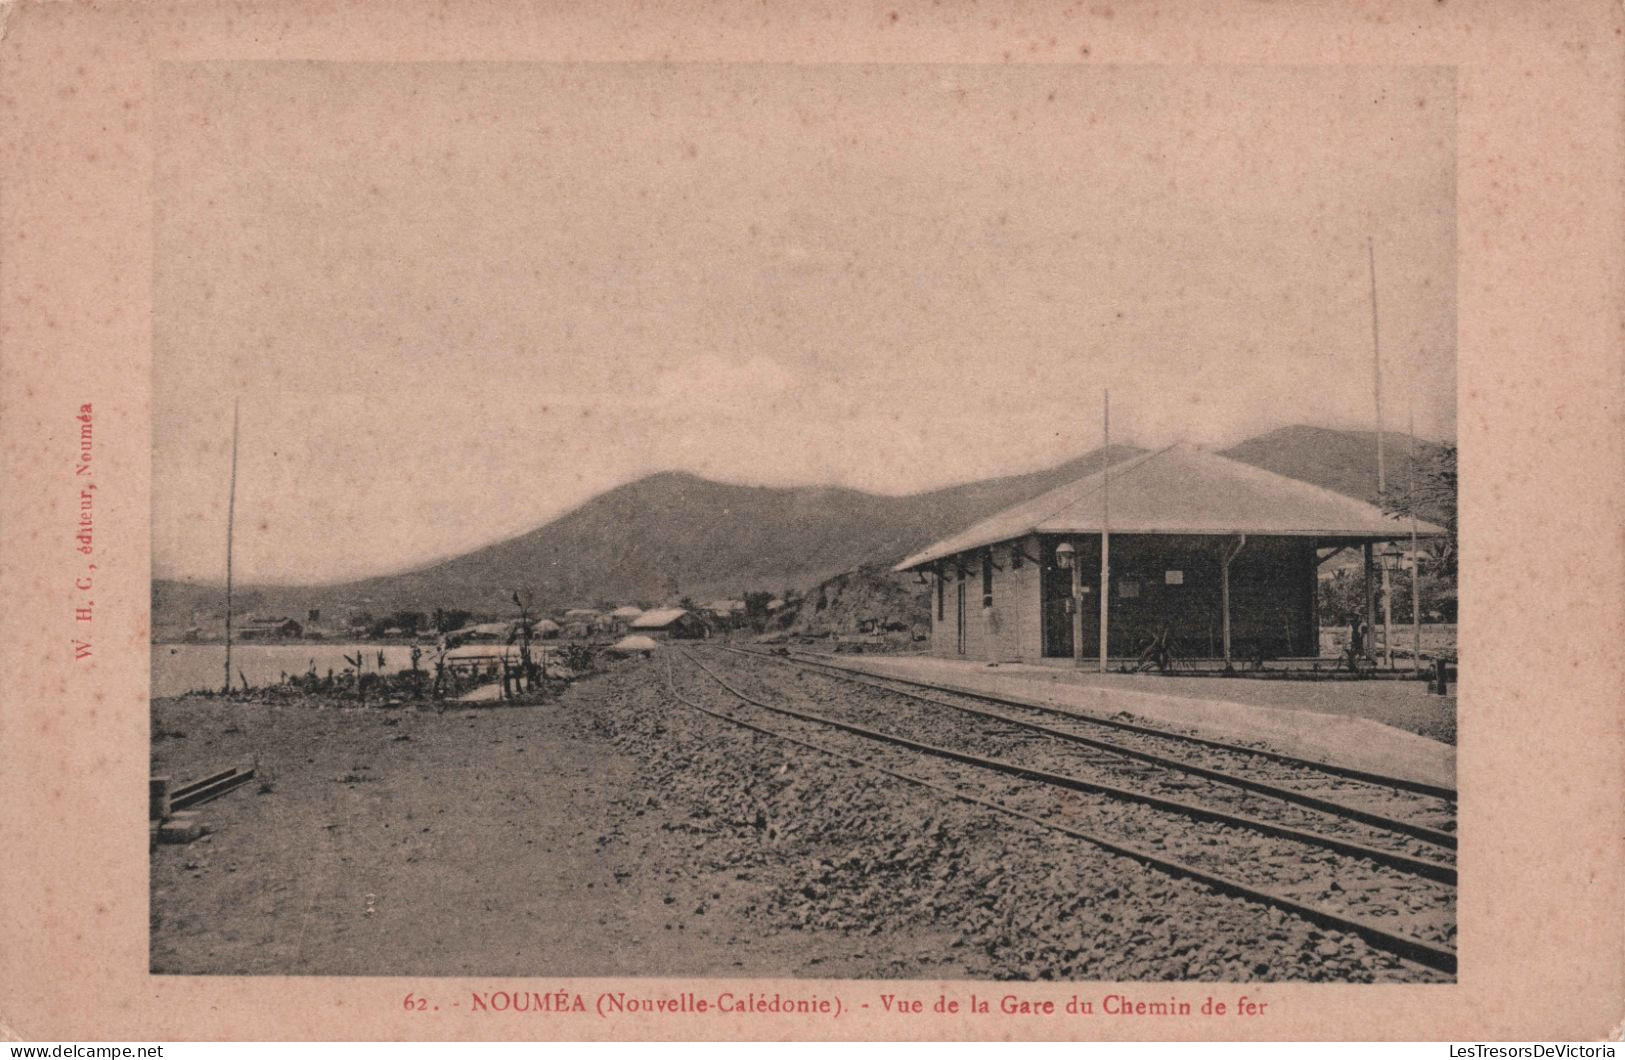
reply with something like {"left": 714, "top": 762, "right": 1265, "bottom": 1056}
{"left": 666, "top": 652, "right": 1457, "bottom": 976}
{"left": 724, "top": 646, "right": 1454, "bottom": 850}
{"left": 731, "top": 650, "right": 1456, "bottom": 858}
{"left": 776, "top": 646, "right": 1457, "bottom": 801}
{"left": 688, "top": 650, "right": 1455, "bottom": 884}
{"left": 739, "top": 645, "right": 1457, "bottom": 812}
{"left": 773, "top": 647, "right": 1457, "bottom": 800}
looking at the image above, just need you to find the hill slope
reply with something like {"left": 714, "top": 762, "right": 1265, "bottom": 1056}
{"left": 154, "top": 427, "right": 1447, "bottom": 629}
{"left": 1218, "top": 425, "right": 1451, "bottom": 518}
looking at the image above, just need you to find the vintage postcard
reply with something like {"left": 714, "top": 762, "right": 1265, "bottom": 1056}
{"left": 1, "top": 0, "right": 1620, "bottom": 1042}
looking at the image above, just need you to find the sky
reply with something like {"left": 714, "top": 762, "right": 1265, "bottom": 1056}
{"left": 154, "top": 62, "right": 1456, "bottom": 585}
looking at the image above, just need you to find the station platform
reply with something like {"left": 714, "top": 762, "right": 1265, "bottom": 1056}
{"left": 804, "top": 652, "right": 1456, "bottom": 792}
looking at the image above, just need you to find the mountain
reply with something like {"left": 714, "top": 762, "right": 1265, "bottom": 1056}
{"left": 1218, "top": 425, "right": 1452, "bottom": 515}
{"left": 152, "top": 426, "right": 1448, "bottom": 633}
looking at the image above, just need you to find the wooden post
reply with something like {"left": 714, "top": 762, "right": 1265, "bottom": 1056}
{"left": 1408, "top": 408, "right": 1424, "bottom": 672}
{"left": 1363, "top": 542, "right": 1377, "bottom": 652}
{"left": 1098, "top": 390, "right": 1111, "bottom": 672}
{"left": 149, "top": 776, "right": 171, "bottom": 822}
{"left": 1380, "top": 565, "right": 1394, "bottom": 669}
{"left": 1070, "top": 539, "right": 1084, "bottom": 667}
{"left": 1221, "top": 535, "right": 1247, "bottom": 667}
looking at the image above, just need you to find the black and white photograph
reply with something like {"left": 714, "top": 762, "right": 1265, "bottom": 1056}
{"left": 148, "top": 61, "right": 1459, "bottom": 985}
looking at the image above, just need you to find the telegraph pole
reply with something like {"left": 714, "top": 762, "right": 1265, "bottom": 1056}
{"left": 1408, "top": 406, "right": 1424, "bottom": 672}
{"left": 1098, "top": 389, "right": 1110, "bottom": 673}
{"left": 224, "top": 398, "right": 239, "bottom": 694}
{"left": 1369, "top": 237, "right": 1394, "bottom": 669}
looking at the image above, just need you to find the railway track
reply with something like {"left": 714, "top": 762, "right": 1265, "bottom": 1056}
{"left": 669, "top": 645, "right": 1457, "bottom": 976}
{"left": 732, "top": 645, "right": 1457, "bottom": 839}
{"left": 722, "top": 647, "right": 1456, "bottom": 876}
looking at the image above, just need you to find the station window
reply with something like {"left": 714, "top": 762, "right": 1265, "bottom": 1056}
{"left": 982, "top": 551, "right": 994, "bottom": 608}
{"left": 936, "top": 572, "right": 944, "bottom": 620}
{"left": 1165, "top": 570, "right": 1185, "bottom": 586}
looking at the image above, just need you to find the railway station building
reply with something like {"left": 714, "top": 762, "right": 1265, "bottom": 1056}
{"left": 894, "top": 444, "right": 1446, "bottom": 667}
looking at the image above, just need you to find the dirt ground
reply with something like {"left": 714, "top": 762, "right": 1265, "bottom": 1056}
{"left": 150, "top": 668, "right": 973, "bottom": 978}
{"left": 151, "top": 655, "right": 1444, "bottom": 981}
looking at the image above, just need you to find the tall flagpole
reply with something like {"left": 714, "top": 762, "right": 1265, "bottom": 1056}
{"left": 1369, "top": 237, "right": 1393, "bottom": 669}
{"left": 1098, "top": 389, "right": 1110, "bottom": 673}
{"left": 224, "top": 398, "right": 239, "bottom": 694}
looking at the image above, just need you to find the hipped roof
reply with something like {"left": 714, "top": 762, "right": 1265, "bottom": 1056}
{"left": 895, "top": 444, "right": 1447, "bottom": 572}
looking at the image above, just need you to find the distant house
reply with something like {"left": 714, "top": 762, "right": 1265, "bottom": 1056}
{"left": 238, "top": 616, "right": 303, "bottom": 640}
{"left": 629, "top": 608, "right": 709, "bottom": 640}
{"left": 703, "top": 599, "right": 746, "bottom": 630}
{"left": 607, "top": 605, "right": 644, "bottom": 634}
{"left": 460, "top": 622, "right": 516, "bottom": 642}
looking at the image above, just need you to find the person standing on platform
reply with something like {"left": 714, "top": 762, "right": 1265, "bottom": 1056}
{"left": 1346, "top": 614, "right": 1370, "bottom": 672}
